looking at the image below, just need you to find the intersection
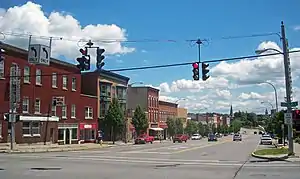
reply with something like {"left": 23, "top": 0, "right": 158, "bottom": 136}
{"left": 0, "top": 134, "right": 299, "bottom": 179}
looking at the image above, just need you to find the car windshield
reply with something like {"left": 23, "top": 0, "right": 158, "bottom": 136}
{"left": 234, "top": 134, "right": 240, "bottom": 137}
{"left": 192, "top": 134, "right": 199, "bottom": 136}
{"left": 262, "top": 135, "right": 271, "bottom": 138}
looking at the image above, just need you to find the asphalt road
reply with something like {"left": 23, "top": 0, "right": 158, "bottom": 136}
{"left": 0, "top": 134, "right": 299, "bottom": 179}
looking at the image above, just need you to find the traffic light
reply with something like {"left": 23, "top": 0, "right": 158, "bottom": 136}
{"left": 201, "top": 63, "right": 210, "bottom": 81}
{"left": 76, "top": 48, "right": 90, "bottom": 71}
{"left": 96, "top": 48, "right": 105, "bottom": 70}
{"left": 4, "top": 113, "right": 9, "bottom": 121}
{"left": 0, "top": 47, "right": 5, "bottom": 62}
{"left": 192, "top": 62, "right": 199, "bottom": 80}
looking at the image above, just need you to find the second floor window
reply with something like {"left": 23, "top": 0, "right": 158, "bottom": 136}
{"left": 62, "top": 105, "right": 67, "bottom": 118}
{"left": 24, "top": 66, "right": 30, "bottom": 83}
{"left": 85, "top": 107, "right": 93, "bottom": 119}
{"left": 0, "top": 60, "right": 4, "bottom": 78}
{"left": 36, "top": 69, "right": 41, "bottom": 85}
{"left": 62, "top": 76, "right": 67, "bottom": 89}
{"left": 22, "top": 97, "right": 29, "bottom": 113}
{"left": 34, "top": 98, "right": 40, "bottom": 113}
{"left": 51, "top": 105, "right": 56, "bottom": 116}
{"left": 52, "top": 73, "right": 57, "bottom": 87}
{"left": 71, "top": 104, "right": 76, "bottom": 118}
{"left": 72, "top": 77, "right": 76, "bottom": 91}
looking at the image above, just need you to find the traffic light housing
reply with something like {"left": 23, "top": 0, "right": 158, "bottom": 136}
{"left": 0, "top": 47, "right": 5, "bottom": 62}
{"left": 201, "top": 63, "right": 210, "bottom": 81}
{"left": 192, "top": 62, "right": 199, "bottom": 80}
{"left": 96, "top": 48, "right": 105, "bottom": 70}
{"left": 76, "top": 48, "right": 90, "bottom": 71}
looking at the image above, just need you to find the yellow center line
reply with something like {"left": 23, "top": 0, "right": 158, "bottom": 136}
{"left": 171, "top": 139, "right": 232, "bottom": 154}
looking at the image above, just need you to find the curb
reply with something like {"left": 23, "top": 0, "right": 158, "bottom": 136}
{"left": 251, "top": 152, "right": 289, "bottom": 160}
{"left": 1, "top": 145, "right": 110, "bottom": 154}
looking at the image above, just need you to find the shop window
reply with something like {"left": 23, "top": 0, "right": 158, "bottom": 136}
{"left": 58, "top": 129, "right": 64, "bottom": 140}
{"left": 71, "top": 128, "right": 77, "bottom": 139}
{"left": 22, "top": 121, "right": 40, "bottom": 137}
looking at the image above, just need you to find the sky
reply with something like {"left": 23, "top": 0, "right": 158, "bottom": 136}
{"left": 1, "top": 0, "right": 300, "bottom": 114}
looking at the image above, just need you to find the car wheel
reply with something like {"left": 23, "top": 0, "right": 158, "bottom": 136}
{"left": 173, "top": 141, "right": 175, "bottom": 143}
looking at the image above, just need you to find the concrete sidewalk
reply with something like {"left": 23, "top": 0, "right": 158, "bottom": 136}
{"left": 0, "top": 143, "right": 110, "bottom": 153}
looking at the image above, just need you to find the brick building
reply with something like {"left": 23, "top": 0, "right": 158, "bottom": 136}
{"left": 127, "top": 86, "right": 160, "bottom": 137}
{"left": 159, "top": 100, "right": 178, "bottom": 139}
{"left": 81, "top": 70, "right": 129, "bottom": 141}
{"left": 0, "top": 43, "right": 98, "bottom": 144}
{"left": 177, "top": 107, "right": 188, "bottom": 128}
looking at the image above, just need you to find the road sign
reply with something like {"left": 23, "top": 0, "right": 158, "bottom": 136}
{"left": 28, "top": 44, "right": 51, "bottom": 65}
{"left": 284, "top": 112, "right": 292, "bottom": 125}
{"left": 280, "top": 101, "right": 298, "bottom": 107}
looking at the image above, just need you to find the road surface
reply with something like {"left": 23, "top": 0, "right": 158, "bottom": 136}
{"left": 0, "top": 134, "right": 299, "bottom": 179}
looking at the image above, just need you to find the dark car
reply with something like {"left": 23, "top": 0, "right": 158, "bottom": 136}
{"left": 208, "top": 134, "right": 217, "bottom": 141}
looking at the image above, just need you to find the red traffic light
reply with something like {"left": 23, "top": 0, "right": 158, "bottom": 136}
{"left": 79, "top": 48, "right": 87, "bottom": 56}
{"left": 192, "top": 63, "right": 199, "bottom": 69}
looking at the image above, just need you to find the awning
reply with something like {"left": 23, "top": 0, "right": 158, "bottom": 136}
{"left": 150, "top": 127, "right": 164, "bottom": 131}
{"left": 20, "top": 116, "right": 59, "bottom": 122}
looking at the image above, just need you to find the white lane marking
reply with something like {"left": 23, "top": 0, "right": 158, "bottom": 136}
{"left": 12, "top": 155, "right": 300, "bottom": 167}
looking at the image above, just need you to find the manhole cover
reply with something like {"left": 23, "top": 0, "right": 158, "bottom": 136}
{"left": 30, "top": 167, "right": 61, "bottom": 171}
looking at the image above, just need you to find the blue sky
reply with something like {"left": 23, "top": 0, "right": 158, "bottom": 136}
{"left": 1, "top": 0, "right": 300, "bottom": 113}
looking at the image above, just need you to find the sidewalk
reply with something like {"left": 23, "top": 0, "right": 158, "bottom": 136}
{"left": 0, "top": 143, "right": 110, "bottom": 153}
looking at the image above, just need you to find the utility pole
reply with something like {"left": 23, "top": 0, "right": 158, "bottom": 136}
{"left": 281, "top": 21, "right": 294, "bottom": 154}
{"left": 9, "top": 65, "right": 21, "bottom": 150}
{"left": 196, "top": 39, "right": 202, "bottom": 63}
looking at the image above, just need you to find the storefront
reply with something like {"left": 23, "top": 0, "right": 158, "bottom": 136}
{"left": 58, "top": 123, "right": 78, "bottom": 145}
{"left": 149, "top": 123, "right": 163, "bottom": 140}
{"left": 159, "top": 122, "right": 168, "bottom": 140}
{"left": 79, "top": 123, "right": 97, "bottom": 143}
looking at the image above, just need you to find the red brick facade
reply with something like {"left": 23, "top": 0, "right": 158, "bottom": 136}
{"left": 0, "top": 43, "right": 98, "bottom": 144}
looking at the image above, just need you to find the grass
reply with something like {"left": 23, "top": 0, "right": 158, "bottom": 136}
{"left": 254, "top": 148, "right": 289, "bottom": 156}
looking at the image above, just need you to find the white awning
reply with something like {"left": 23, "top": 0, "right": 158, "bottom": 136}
{"left": 150, "top": 127, "right": 164, "bottom": 131}
{"left": 20, "top": 116, "right": 59, "bottom": 122}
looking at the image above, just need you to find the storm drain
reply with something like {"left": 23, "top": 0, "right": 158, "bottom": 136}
{"left": 30, "top": 167, "right": 61, "bottom": 171}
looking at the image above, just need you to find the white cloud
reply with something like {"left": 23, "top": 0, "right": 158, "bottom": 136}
{"left": 0, "top": 1, "right": 135, "bottom": 63}
{"left": 155, "top": 41, "right": 300, "bottom": 114}
{"left": 294, "top": 25, "right": 300, "bottom": 31}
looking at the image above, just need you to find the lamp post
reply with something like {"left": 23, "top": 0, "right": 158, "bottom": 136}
{"left": 257, "top": 82, "right": 278, "bottom": 113}
{"left": 256, "top": 22, "right": 294, "bottom": 154}
{"left": 261, "top": 101, "right": 274, "bottom": 110}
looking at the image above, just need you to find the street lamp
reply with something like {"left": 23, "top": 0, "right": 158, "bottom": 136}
{"left": 175, "top": 98, "right": 186, "bottom": 104}
{"left": 261, "top": 101, "right": 274, "bottom": 110}
{"left": 128, "top": 81, "right": 143, "bottom": 86}
{"left": 258, "top": 82, "right": 278, "bottom": 113}
{"left": 255, "top": 48, "right": 283, "bottom": 55}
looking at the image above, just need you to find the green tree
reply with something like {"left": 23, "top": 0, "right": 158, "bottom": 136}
{"left": 175, "top": 118, "right": 184, "bottom": 134}
{"left": 167, "top": 117, "right": 176, "bottom": 137}
{"left": 198, "top": 122, "right": 205, "bottom": 136}
{"left": 103, "top": 98, "right": 124, "bottom": 144}
{"left": 230, "top": 120, "right": 243, "bottom": 133}
{"left": 131, "top": 105, "right": 148, "bottom": 136}
{"left": 185, "top": 120, "right": 198, "bottom": 135}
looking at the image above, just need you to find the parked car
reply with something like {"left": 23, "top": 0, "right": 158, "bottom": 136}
{"left": 260, "top": 134, "right": 273, "bottom": 145}
{"left": 173, "top": 134, "right": 189, "bottom": 143}
{"left": 208, "top": 134, "right": 218, "bottom": 142}
{"left": 191, "top": 134, "right": 202, "bottom": 140}
{"left": 233, "top": 134, "right": 242, "bottom": 141}
{"left": 134, "top": 134, "right": 154, "bottom": 144}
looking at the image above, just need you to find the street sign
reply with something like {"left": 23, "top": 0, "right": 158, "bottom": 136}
{"left": 280, "top": 101, "right": 298, "bottom": 107}
{"left": 284, "top": 112, "right": 292, "bottom": 125}
{"left": 28, "top": 44, "right": 51, "bottom": 65}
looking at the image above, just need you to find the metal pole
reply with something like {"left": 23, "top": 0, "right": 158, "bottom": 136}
{"left": 196, "top": 39, "right": 202, "bottom": 63}
{"left": 281, "top": 21, "right": 294, "bottom": 154}
{"left": 265, "top": 82, "right": 278, "bottom": 112}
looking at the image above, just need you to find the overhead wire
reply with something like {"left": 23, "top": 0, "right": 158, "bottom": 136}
{"left": 4, "top": 50, "right": 300, "bottom": 78}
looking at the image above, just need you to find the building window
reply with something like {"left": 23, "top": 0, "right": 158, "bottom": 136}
{"left": 51, "top": 105, "right": 56, "bottom": 116}
{"left": 72, "top": 77, "right": 76, "bottom": 91}
{"left": 85, "top": 107, "right": 93, "bottom": 119}
{"left": 22, "top": 121, "right": 40, "bottom": 136}
{"left": 71, "top": 104, "right": 76, "bottom": 118}
{"left": 22, "top": 97, "right": 29, "bottom": 113}
{"left": 0, "top": 60, "right": 4, "bottom": 79}
{"left": 62, "top": 75, "right": 68, "bottom": 89}
{"left": 52, "top": 73, "right": 57, "bottom": 87}
{"left": 100, "top": 102, "right": 109, "bottom": 117}
{"left": 24, "top": 66, "right": 30, "bottom": 83}
{"left": 34, "top": 98, "right": 40, "bottom": 114}
{"left": 36, "top": 69, "right": 41, "bottom": 85}
{"left": 62, "top": 105, "right": 67, "bottom": 118}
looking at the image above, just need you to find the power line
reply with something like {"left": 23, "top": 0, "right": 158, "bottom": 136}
{"left": 4, "top": 49, "right": 300, "bottom": 78}
{"left": 0, "top": 31, "right": 280, "bottom": 44}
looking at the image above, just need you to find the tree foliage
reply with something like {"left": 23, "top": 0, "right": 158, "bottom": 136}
{"left": 103, "top": 98, "right": 124, "bottom": 143}
{"left": 185, "top": 120, "right": 198, "bottom": 135}
{"left": 132, "top": 105, "right": 148, "bottom": 136}
{"left": 175, "top": 118, "right": 184, "bottom": 134}
{"left": 166, "top": 117, "right": 176, "bottom": 136}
